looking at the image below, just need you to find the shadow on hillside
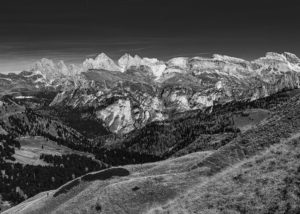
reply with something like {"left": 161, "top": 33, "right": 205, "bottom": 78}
{"left": 53, "top": 179, "right": 80, "bottom": 197}
{"left": 53, "top": 168, "right": 130, "bottom": 197}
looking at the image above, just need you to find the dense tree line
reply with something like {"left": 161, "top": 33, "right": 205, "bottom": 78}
{"left": 0, "top": 88, "right": 298, "bottom": 207}
{"left": 0, "top": 135, "right": 20, "bottom": 163}
{"left": 95, "top": 148, "right": 162, "bottom": 166}
{"left": 208, "top": 88, "right": 298, "bottom": 114}
{"left": 38, "top": 106, "right": 110, "bottom": 139}
{"left": 77, "top": 89, "right": 300, "bottom": 165}
{"left": 0, "top": 151, "right": 107, "bottom": 205}
{"left": 115, "top": 89, "right": 299, "bottom": 158}
{"left": 40, "top": 153, "right": 106, "bottom": 170}
{"left": 119, "top": 110, "right": 238, "bottom": 158}
{"left": 0, "top": 108, "right": 93, "bottom": 152}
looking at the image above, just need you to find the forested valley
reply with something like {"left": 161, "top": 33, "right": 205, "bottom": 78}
{"left": 0, "top": 88, "right": 298, "bottom": 207}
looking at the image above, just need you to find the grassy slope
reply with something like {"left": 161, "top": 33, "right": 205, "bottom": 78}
{"left": 11, "top": 136, "right": 95, "bottom": 166}
{"left": 4, "top": 97, "right": 300, "bottom": 214}
{"left": 3, "top": 90, "right": 300, "bottom": 214}
{"left": 149, "top": 135, "right": 300, "bottom": 214}
{"left": 4, "top": 134, "right": 300, "bottom": 214}
{"left": 1, "top": 150, "right": 211, "bottom": 214}
{"left": 0, "top": 99, "right": 92, "bottom": 152}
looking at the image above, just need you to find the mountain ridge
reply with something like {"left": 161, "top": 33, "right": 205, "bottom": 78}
{"left": 4, "top": 88, "right": 300, "bottom": 213}
{"left": 46, "top": 52, "right": 300, "bottom": 134}
{"left": 2, "top": 82, "right": 300, "bottom": 213}
{"left": 1, "top": 52, "right": 300, "bottom": 134}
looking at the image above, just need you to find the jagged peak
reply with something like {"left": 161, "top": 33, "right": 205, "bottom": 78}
{"left": 133, "top": 54, "right": 142, "bottom": 60}
{"left": 56, "top": 60, "right": 69, "bottom": 75}
{"left": 264, "top": 52, "right": 286, "bottom": 60}
{"left": 212, "top": 54, "right": 247, "bottom": 63}
{"left": 57, "top": 60, "right": 67, "bottom": 66}
{"left": 32, "top": 58, "right": 60, "bottom": 69}
{"left": 31, "top": 58, "right": 61, "bottom": 80}
{"left": 167, "top": 57, "right": 189, "bottom": 69}
{"left": 28, "top": 51, "right": 300, "bottom": 83}
{"left": 118, "top": 53, "right": 142, "bottom": 71}
{"left": 30, "top": 58, "right": 85, "bottom": 84}
{"left": 283, "top": 52, "right": 300, "bottom": 64}
{"left": 119, "top": 53, "right": 132, "bottom": 58}
{"left": 95, "top": 52, "right": 111, "bottom": 60}
{"left": 142, "top": 57, "right": 160, "bottom": 64}
{"left": 250, "top": 52, "right": 300, "bottom": 68}
{"left": 38, "top": 58, "right": 55, "bottom": 65}
{"left": 118, "top": 53, "right": 134, "bottom": 63}
{"left": 83, "top": 53, "right": 121, "bottom": 72}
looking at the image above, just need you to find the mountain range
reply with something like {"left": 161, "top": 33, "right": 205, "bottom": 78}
{"left": 1, "top": 52, "right": 300, "bottom": 134}
{"left": 1, "top": 52, "right": 300, "bottom": 213}
{"left": 2, "top": 81, "right": 300, "bottom": 214}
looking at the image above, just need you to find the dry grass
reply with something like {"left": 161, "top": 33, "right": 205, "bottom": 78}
{"left": 11, "top": 136, "right": 94, "bottom": 166}
{"left": 4, "top": 94, "right": 300, "bottom": 214}
{"left": 149, "top": 138, "right": 300, "bottom": 214}
{"left": 4, "top": 134, "right": 300, "bottom": 214}
{"left": 0, "top": 197, "right": 11, "bottom": 213}
{"left": 2, "top": 150, "right": 210, "bottom": 214}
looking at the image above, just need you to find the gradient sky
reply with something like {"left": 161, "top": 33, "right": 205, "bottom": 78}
{"left": 0, "top": 0, "right": 300, "bottom": 73}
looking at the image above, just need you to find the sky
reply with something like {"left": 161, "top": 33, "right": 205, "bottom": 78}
{"left": 0, "top": 0, "right": 300, "bottom": 73}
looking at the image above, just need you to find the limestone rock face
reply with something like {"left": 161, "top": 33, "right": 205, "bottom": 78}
{"left": 3, "top": 52, "right": 300, "bottom": 134}
{"left": 83, "top": 53, "right": 121, "bottom": 72}
{"left": 118, "top": 54, "right": 142, "bottom": 71}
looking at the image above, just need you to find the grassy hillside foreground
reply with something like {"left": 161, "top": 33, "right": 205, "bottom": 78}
{"left": 3, "top": 92, "right": 300, "bottom": 214}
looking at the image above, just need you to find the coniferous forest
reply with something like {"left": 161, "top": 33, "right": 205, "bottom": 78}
{"left": 0, "top": 89, "right": 298, "bottom": 207}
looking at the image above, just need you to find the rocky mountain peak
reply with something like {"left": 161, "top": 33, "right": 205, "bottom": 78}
{"left": 140, "top": 57, "right": 166, "bottom": 78}
{"left": 212, "top": 54, "right": 248, "bottom": 64}
{"left": 31, "top": 58, "right": 64, "bottom": 81}
{"left": 49, "top": 52, "right": 300, "bottom": 134}
{"left": 57, "top": 60, "right": 69, "bottom": 76}
{"left": 3, "top": 51, "right": 300, "bottom": 135}
{"left": 283, "top": 52, "right": 300, "bottom": 64}
{"left": 83, "top": 53, "right": 121, "bottom": 72}
{"left": 118, "top": 53, "right": 142, "bottom": 71}
{"left": 265, "top": 52, "right": 287, "bottom": 61}
{"left": 167, "top": 57, "right": 189, "bottom": 69}
{"left": 30, "top": 58, "right": 84, "bottom": 86}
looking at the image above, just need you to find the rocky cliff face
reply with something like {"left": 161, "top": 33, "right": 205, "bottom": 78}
{"left": 2, "top": 52, "right": 300, "bottom": 134}
{"left": 50, "top": 71, "right": 165, "bottom": 134}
